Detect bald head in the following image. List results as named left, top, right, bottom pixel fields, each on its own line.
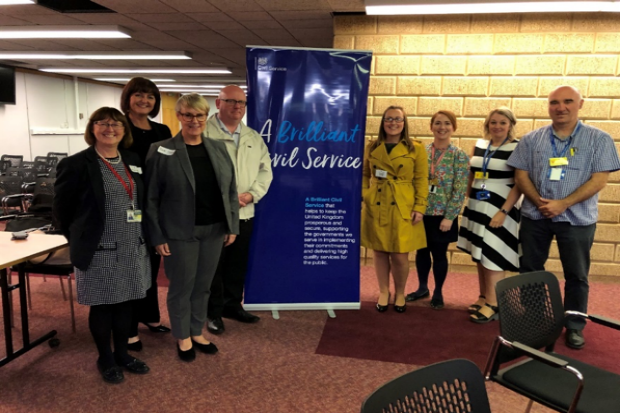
left=548, top=85, right=584, bottom=131
left=216, top=84, right=247, bottom=127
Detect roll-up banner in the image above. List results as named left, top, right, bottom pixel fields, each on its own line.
left=244, top=46, right=372, bottom=311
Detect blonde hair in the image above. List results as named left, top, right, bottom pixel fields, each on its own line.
left=483, top=107, right=517, bottom=141
left=175, top=93, right=210, bottom=113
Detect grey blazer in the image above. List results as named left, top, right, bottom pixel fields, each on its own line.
left=144, top=132, right=240, bottom=246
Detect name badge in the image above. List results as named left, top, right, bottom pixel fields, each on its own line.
left=375, top=169, right=388, bottom=178
left=548, top=168, right=565, bottom=181
left=157, top=146, right=175, bottom=156
left=429, top=185, right=438, bottom=194
left=127, top=209, right=142, bottom=223
left=129, top=165, right=142, bottom=174
left=474, top=171, right=489, bottom=180
left=549, top=157, right=568, bottom=167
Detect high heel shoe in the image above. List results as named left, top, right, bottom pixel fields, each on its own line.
left=376, top=294, right=390, bottom=312
left=470, top=303, right=499, bottom=324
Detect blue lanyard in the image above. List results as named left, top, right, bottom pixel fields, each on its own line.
left=481, top=137, right=509, bottom=173
left=550, top=122, right=580, bottom=158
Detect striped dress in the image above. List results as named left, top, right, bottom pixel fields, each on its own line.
left=457, top=139, right=520, bottom=272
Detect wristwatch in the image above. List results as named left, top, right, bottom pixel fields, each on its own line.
left=500, top=208, right=509, bottom=214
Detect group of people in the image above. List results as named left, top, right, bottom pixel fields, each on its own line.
left=53, top=78, right=272, bottom=383
left=361, top=86, right=620, bottom=351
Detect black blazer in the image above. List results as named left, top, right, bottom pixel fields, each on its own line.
left=126, top=118, right=172, bottom=166
left=53, top=146, right=146, bottom=270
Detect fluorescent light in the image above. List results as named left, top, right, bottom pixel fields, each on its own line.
left=0, top=0, right=35, bottom=4
left=95, top=78, right=176, bottom=82
left=156, top=84, right=247, bottom=89
left=40, top=68, right=231, bottom=74
left=0, top=51, right=191, bottom=60
left=158, top=88, right=222, bottom=93
left=365, top=1, right=620, bottom=14
left=0, top=25, right=130, bottom=39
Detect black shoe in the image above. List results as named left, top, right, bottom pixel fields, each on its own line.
left=566, top=329, right=585, bottom=349
left=376, top=303, right=388, bottom=312
left=207, top=317, right=225, bottom=335
left=405, top=289, right=430, bottom=302
left=127, top=340, right=142, bottom=352
left=97, top=361, right=124, bottom=384
left=222, top=308, right=260, bottom=323
left=177, top=344, right=196, bottom=362
left=191, top=339, right=219, bottom=354
left=430, top=298, right=444, bottom=310
left=121, top=357, right=150, bottom=374
left=394, top=303, right=407, bottom=313
left=142, top=322, right=171, bottom=333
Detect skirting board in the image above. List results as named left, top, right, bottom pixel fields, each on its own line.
left=243, top=302, right=361, bottom=311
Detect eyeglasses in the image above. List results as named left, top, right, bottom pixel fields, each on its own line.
left=179, top=113, right=207, bottom=122
left=220, top=98, right=247, bottom=108
left=94, top=121, right=125, bottom=129
left=383, top=117, right=405, bottom=123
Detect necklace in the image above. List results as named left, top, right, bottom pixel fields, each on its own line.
left=95, top=147, right=122, bottom=165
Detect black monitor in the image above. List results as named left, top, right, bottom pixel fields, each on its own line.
left=0, top=65, right=16, bottom=105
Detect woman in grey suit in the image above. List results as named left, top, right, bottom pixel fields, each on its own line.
left=145, top=94, right=239, bottom=362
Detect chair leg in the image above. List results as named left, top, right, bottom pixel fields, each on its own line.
left=59, top=277, right=67, bottom=301
left=68, top=275, right=76, bottom=333
left=524, top=399, right=534, bottom=413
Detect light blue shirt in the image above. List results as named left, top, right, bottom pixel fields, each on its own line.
left=507, top=121, right=620, bottom=225
left=214, top=114, right=241, bottom=146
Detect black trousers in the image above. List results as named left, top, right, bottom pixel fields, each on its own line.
left=520, top=217, right=596, bottom=331
left=89, top=300, right=135, bottom=369
left=208, top=218, right=254, bottom=318
left=129, top=248, right=162, bottom=336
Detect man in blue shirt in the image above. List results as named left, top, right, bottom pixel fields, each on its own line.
left=508, top=86, right=620, bottom=349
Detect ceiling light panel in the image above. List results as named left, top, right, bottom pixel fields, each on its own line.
left=40, top=68, right=231, bottom=74
left=0, top=0, right=35, bottom=4
left=0, top=52, right=191, bottom=60
left=0, top=25, right=130, bottom=39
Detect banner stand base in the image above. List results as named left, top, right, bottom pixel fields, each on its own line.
left=243, top=303, right=361, bottom=315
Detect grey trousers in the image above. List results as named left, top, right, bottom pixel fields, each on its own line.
left=163, top=223, right=225, bottom=339
left=520, top=217, right=596, bottom=331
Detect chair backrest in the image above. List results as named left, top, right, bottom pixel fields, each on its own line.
left=22, top=161, right=35, bottom=169
left=0, top=175, right=23, bottom=197
left=34, top=155, right=48, bottom=163
left=47, top=152, right=68, bottom=162
left=495, top=271, right=565, bottom=362
left=361, top=359, right=492, bottom=413
left=1, top=154, right=23, bottom=168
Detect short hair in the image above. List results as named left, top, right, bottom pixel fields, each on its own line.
left=120, top=77, right=161, bottom=118
left=175, top=93, right=210, bottom=114
left=430, top=110, right=458, bottom=131
left=84, top=107, right=133, bottom=149
left=371, top=106, right=414, bottom=152
left=483, top=107, right=518, bottom=141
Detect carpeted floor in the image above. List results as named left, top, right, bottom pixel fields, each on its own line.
left=0, top=266, right=618, bottom=413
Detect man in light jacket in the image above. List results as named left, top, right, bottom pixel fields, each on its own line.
left=206, top=85, right=273, bottom=334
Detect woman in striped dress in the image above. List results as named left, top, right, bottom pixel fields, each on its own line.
left=457, top=107, right=521, bottom=323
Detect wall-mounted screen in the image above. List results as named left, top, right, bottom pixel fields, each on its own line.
left=0, top=65, right=16, bottom=105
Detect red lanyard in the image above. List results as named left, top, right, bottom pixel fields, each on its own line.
left=100, top=157, right=134, bottom=203
left=430, top=144, right=448, bottom=178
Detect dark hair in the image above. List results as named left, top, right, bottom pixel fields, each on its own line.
left=84, top=107, right=133, bottom=149
left=430, top=110, right=458, bottom=131
left=120, top=77, right=161, bottom=118
left=371, top=106, right=414, bottom=152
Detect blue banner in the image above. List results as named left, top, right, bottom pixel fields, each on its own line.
left=244, top=47, right=372, bottom=310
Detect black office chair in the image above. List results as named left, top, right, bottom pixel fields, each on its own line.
left=361, top=359, right=492, bottom=413
left=484, top=271, right=620, bottom=413
left=0, top=154, right=23, bottom=169
left=0, top=175, right=24, bottom=214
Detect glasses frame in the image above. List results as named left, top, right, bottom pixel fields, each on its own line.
left=94, top=121, right=125, bottom=130
left=220, top=98, right=247, bottom=108
left=383, top=117, right=405, bottom=123
left=179, top=112, right=207, bottom=122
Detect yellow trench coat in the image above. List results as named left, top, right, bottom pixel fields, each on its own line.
left=361, top=140, right=429, bottom=253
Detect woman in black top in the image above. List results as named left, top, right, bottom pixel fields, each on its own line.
left=121, top=77, right=172, bottom=351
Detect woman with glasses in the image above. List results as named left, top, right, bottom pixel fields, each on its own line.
left=54, top=107, right=151, bottom=384
left=405, top=111, right=469, bottom=310
left=361, top=106, right=428, bottom=313
left=145, top=93, right=239, bottom=362
left=121, top=77, right=173, bottom=352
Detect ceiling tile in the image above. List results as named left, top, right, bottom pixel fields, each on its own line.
left=256, top=0, right=332, bottom=11
left=125, top=13, right=196, bottom=23
left=6, top=39, right=84, bottom=51
left=0, top=15, right=31, bottom=25
left=279, top=19, right=333, bottom=30
left=242, top=20, right=282, bottom=30
left=233, top=11, right=275, bottom=22
left=9, top=14, right=86, bottom=25
left=2, top=4, right=58, bottom=15
left=0, top=40, right=36, bottom=51
left=94, top=0, right=177, bottom=13
left=270, top=10, right=332, bottom=20
left=207, top=0, right=265, bottom=12
left=201, top=21, right=247, bottom=31
left=165, top=30, right=239, bottom=49
left=217, top=29, right=268, bottom=46
left=326, top=0, right=365, bottom=12
left=160, top=0, right=221, bottom=13
left=88, top=39, right=160, bottom=50
left=209, top=48, right=248, bottom=65
left=69, top=14, right=155, bottom=31
left=251, top=28, right=301, bottom=46
left=149, top=22, right=208, bottom=31
left=190, top=13, right=235, bottom=23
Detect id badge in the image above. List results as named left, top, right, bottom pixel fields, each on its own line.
left=429, top=185, right=438, bottom=194
left=549, top=157, right=568, bottom=167
left=127, top=209, right=142, bottom=223
left=476, top=190, right=491, bottom=200
left=548, top=168, right=565, bottom=181
left=474, top=171, right=489, bottom=180
left=429, top=178, right=439, bottom=186
left=375, top=169, right=388, bottom=178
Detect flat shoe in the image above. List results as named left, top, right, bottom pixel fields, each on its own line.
left=468, top=296, right=486, bottom=314
left=191, top=339, right=218, bottom=354
left=470, top=304, right=498, bottom=324
left=122, top=358, right=150, bottom=374
left=142, top=323, right=171, bottom=333
left=177, top=344, right=196, bottom=362
left=97, top=361, right=124, bottom=384
left=565, top=329, right=585, bottom=349
left=405, top=289, right=430, bottom=302
left=127, top=340, right=142, bottom=352
left=222, top=309, right=260, bottom=323
left=430, top=298, right=444, bottom=310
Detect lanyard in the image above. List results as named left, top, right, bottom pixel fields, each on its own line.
left=430, top=144, right=449, bottom=178
left=100, top=157, right=134, bottom=205
left=550, top=122, right=579, bottom=158
left=481, top=137, right=509, bottom=174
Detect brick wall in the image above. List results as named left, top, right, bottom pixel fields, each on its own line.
left=335, top=13, right=620, bottom=276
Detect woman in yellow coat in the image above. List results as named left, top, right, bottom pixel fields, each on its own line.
left=361, top=106, right=429, bottom=313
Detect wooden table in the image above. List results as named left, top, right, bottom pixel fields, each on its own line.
left=0, top=231, right=68, bottom=367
